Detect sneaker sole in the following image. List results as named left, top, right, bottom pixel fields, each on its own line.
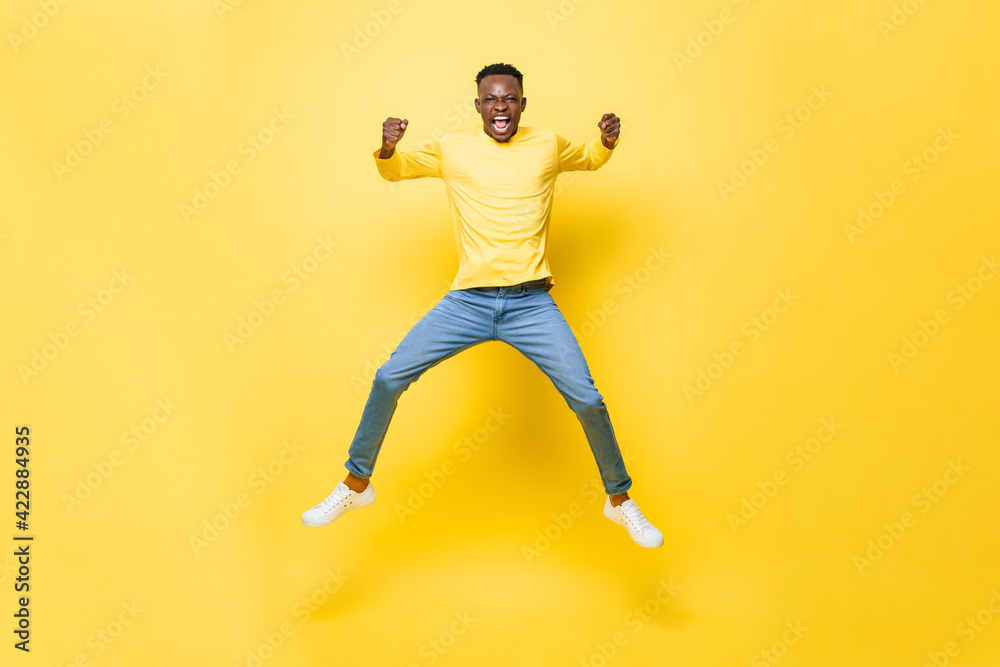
left=301, top=493, right=376, bottom=527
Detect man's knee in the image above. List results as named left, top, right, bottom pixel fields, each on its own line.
left=570, top=392, right=606, bottom=416
left=373, top=364, right=407, bottom=394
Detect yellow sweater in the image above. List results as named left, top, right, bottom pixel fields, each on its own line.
left=373, top=124, right=618, bottom=290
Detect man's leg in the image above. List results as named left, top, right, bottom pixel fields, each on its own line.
left=497, top=285, right=633, bottom=498
left=495, top=284, right=663, bottom=548
left=344, top=289, right=493, bottom=483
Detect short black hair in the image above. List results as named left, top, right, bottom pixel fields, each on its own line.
left=476, top=63, right=523, bottom=94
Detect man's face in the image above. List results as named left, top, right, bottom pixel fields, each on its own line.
left=475, top=74, right=526, bottom=142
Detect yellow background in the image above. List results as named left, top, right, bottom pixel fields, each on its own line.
left=2, top=0, right=999, bottom=665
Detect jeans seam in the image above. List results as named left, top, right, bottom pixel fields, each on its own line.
left=493, top=291, right=505, bottom=340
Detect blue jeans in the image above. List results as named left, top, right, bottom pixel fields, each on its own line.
left=345, top=278, right=633, bottom=496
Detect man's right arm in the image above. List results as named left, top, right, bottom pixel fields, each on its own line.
left=373, top=117, right=442, bottom=182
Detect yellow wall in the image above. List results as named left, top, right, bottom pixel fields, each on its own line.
left=2, top=0, right=999, bottom=664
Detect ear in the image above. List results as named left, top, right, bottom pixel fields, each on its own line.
left=521, top=97, right=527, bottom=111
left=474, top=98, right=481, bottom=113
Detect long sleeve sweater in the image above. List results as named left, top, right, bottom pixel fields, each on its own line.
left=373, top=124, right=617, bottom=290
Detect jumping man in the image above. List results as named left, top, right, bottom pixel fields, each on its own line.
left=301, top=63, right=663, bottom=548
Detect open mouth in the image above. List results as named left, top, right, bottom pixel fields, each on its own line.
left=491, top=115, right=511, bottom=132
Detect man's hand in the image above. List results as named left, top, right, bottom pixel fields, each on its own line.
left=598, top=113, right=620, bottom=149
left=379, top=117, right=408, bottom=158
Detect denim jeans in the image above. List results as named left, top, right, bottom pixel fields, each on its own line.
left=345, top=278, right=633, bottom=496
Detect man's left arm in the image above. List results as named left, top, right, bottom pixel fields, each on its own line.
left=556, top=113, right=621, bottom=173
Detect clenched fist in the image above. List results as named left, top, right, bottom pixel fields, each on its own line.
left=598, top=113, right=620, bottom=149
left=380, top=117, right=408, bottom=157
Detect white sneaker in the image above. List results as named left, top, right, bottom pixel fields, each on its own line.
left=301, top=481, right=376, bottom=527
left=604, top=497, right=664, bottom=548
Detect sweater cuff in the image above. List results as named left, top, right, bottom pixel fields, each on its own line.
left=373, top=147, right=401, bottom=181
left=597, top=134, right=618, bottom=153
left=593, top=135, right=617, bottom=165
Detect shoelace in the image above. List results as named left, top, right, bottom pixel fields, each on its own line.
left=315, top=486, right=351, bottom=511
left=619, top=503, right=653, bottom=534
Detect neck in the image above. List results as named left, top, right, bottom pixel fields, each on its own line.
left=483, top=125, right=519, bottom=142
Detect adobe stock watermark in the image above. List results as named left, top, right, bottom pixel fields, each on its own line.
left=52, top=65, right=168, bottom=182
left=522, top=448, right=638, bottom=565
left=726, top=417, right=842, bottom=534
left=405, top=610, right=477, bottom=667
left=570, top=245, right=671, bottom=347
left=577, top=578, right=682, bottom=667
left=62, top=398, right=179, bottom=513
left=877, top=0, right=933, bottom=39
left=179, top=106, right=294, bottom=224
left=853, top=458, right=969, bottom=576
left=54, top=600, right=144, bottom=667
left=350, top=278, right=453, bottom=394
left=0, top=557, right=14, bottom=585
left=188, top=439, right=305, bottom=556
left=223, top=235, right=340, bottom=352
left=17, top=268, right=134, bottom=385
left=717, top=85, right=833, bottom=202
left=8, top=0, right=73, bottom=53
left=410, top=96, right=479, bottom=151
left=673, top=0, right=757, bottom=73
left=394, top=406, right=511, bottom=523
left=682, top=287, right=798, bottom=404
left=232, top=567, right=350, bottom=667
left=544, top=0, right=592, bottom=31
left=505, top=121, right=633, bottom=222
left=920, top=587, right=1000, bottom=667
left=341, top=0, right=415, bottom=63
left=843, top=126, right=958, bottom=243
left=212, top=0, right=247, bottom=20
left=750, top=620, right=808, bottom=667
left=385, top=96, right=478, bottom=194
left=522, top=478, right=605, bottom=566
left=887, top=253, right=997, bottom=372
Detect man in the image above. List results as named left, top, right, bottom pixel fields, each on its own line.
left=302, top=63, right=662, bottom=548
